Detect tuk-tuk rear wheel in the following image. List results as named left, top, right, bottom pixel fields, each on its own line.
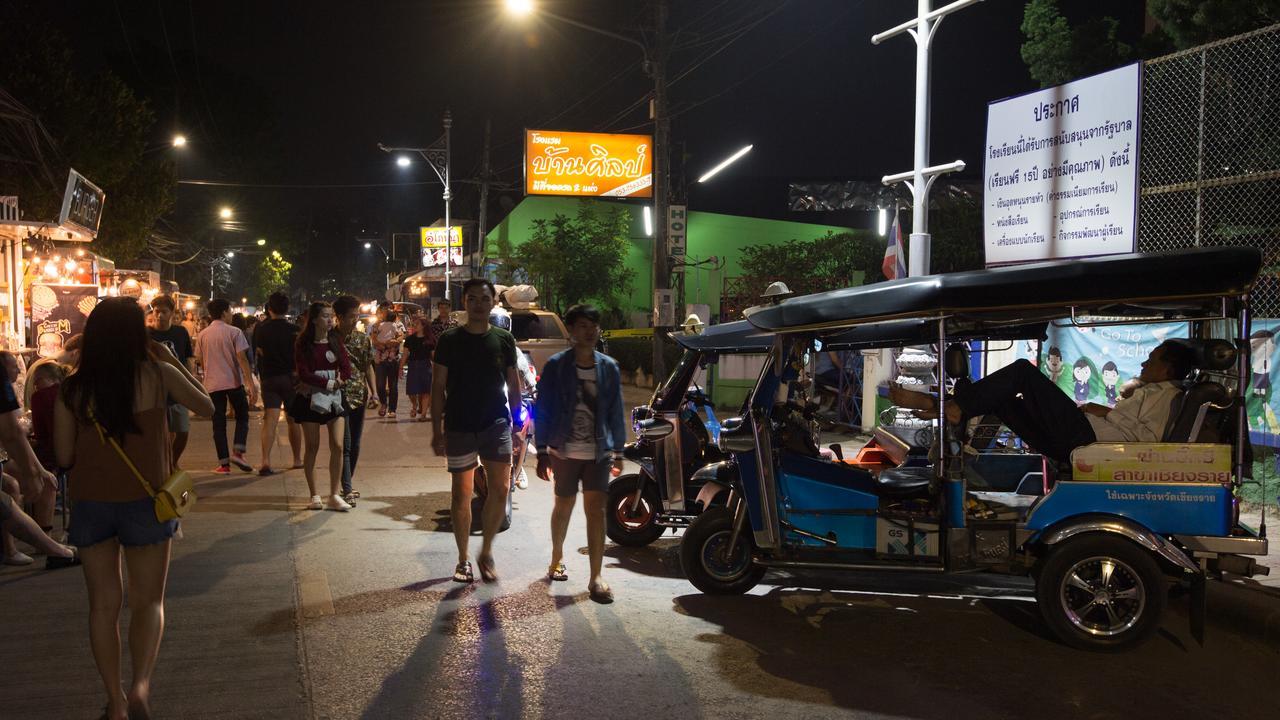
left=606, top=473, right=666, bottom=547
left=1035, top=535, right=1167, bottom=652
left=680, top=507, right=763, bottom=595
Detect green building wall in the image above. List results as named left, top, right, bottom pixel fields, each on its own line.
left=484, top=196, right=855, bottom=321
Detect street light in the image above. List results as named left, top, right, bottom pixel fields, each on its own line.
left=256, top=238, right=266, bottom=246
left=395, top=156, right=411, bottom=168
left=172, top=134, right=188, bottom=148
left=364, top=242, right=372, bottom=249
left=219, top=207, right=233, bottom=220
left=378, top=109, right=453, bottom=299
left=361, top=240, right=392, bottom=290
left=504, top=0, right=534, bottom=16
left=225, top=251, right=235, bottom=258
left=698, top=144, right=753, bottom=183
left=504, top=1, right=670, bottom=378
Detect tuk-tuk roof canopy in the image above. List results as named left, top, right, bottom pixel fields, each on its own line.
left=745, top=247, right=1262, bottom=333
left=673, top=318, right=1049, bottom=353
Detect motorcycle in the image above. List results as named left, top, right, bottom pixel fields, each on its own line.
left=606, top=320, right=770, bottom=546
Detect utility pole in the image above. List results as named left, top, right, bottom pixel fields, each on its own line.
left=441, top=110, right=453, bottom=300
left=872, top=0, right=979, bottom=277
left=651, top=0, right=670, bottom=379
left=477, top=117, right=492, bottom=274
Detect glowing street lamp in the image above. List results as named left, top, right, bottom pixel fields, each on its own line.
left=172, top=134, right=188, bottom=148
left=256, top=238, right=267, bottom=246
left=504, top=0, right=534, bottom=16
left=698, top=144, right=753, bottom=183
left=364, top=242, right=372, bottom=249
left=225, top=251, right=235, bottom=258
left=219, top=207, right=233, bottom=220
left=395, top=156, right=411, bottom=168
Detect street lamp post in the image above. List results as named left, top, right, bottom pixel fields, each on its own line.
left=378, top=109, right=453, bottom=300
left=505, top=0, right=671, bottom=378
left=362, top=241, right=392, bottom=291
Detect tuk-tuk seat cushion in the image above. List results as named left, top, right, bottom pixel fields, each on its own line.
left=876, top=466, right=933, bottom=496
left=1162, top=381, right=1229, bottom=443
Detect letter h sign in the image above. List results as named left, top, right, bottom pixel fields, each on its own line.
left=666, top=205, right=687, bottom=258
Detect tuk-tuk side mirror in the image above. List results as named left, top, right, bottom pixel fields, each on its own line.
left=637, top=417, right=675, bottom=441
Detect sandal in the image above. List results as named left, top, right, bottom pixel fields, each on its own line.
left=348, top=489, right=361, bottom=498
left=588, top=581, right=615, bottom=604
left=452, top=561, right=474, bottom=583
left=45, top=546, right=80, bottom=570
left=547, top=562, right=568, bottom=582
left=477, top=555, right=498, bottom=582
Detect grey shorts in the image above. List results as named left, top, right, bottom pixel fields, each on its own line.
left=261, top=373, right=296, bottom=410
left=167, top=403, right=190, bottom=433
left=445, top=418, right=513, bottom=472
left=67, top=498, right=178, bottom=548
left=551, top=456, right=611, bottom=497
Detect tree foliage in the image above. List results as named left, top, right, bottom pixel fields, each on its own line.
left=1020, top=0, right=1133, bottom=88
left=738, top=230, right=885, bottom=298
left=251, top=252, right=293, bottom=304
left=1147, top=0, right=1280, bottom=50
left=511, top=201, right=635, bottom=316
left=0, top=15, right=174, bottom=261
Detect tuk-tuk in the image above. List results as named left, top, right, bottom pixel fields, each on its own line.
left=669, top=247, right=1269, bottom=651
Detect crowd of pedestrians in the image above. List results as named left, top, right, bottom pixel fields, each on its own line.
left=1, top=283, right=631, bottom=717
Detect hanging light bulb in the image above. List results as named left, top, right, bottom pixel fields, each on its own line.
left=44, top=260, right=59, bottom=278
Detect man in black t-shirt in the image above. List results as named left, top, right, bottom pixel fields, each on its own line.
left=431, top=278, right=520, bottom=584
left=150, top=295, right=196, bottom=469
left=252, top=292, right=302, bottom=474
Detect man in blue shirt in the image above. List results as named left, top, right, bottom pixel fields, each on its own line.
left=535, top=304, right=626, bottom=603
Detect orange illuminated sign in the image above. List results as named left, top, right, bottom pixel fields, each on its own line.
left=524, top=129, right=653, bottom=198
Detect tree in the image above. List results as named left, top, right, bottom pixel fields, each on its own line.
left=250, top=252, right=293, bottom=304
left=1147, top=0, right=1280, bottom=50
left=738, top=230, right=886, bottom=299
left=512, top=201, right=635, bottom=316
left=0, top=13, right=174, bottom=261
left=1020, top=0, right=1133, bottom=88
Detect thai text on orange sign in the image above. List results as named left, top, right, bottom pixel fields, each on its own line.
left=524, top=129, right=653, bottom=198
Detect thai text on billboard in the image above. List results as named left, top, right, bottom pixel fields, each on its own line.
left=524, top=129, right=653, bottom=198
left=983, top=63, right=1140, bottom=266
left=420, top=226, right=462, bottom=268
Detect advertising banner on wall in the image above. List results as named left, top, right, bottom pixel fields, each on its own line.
left=420, top=226, right=463, bottom=268
left=983, top=63, right=1141, bottom=266
left=524, top=129, right=653, bottom=198
left=30, top=284, right=97, bottom=357
left=1015, top=321, right=1189, bottom=407
left=1246, top=319, right=1280, bottom=445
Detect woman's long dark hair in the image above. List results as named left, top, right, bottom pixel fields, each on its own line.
left=295, top=301, right=339, bottom=357
left=62, top=297, right=150, bottom=440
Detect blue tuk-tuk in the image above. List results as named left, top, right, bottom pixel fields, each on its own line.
left=667, top=247, right=1269, bottom=651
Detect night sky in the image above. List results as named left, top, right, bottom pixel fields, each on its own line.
left=23, top=0, right=1146, bottom=289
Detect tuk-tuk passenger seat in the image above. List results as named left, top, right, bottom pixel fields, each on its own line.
left=1160, top=339, right=1238, bottom=443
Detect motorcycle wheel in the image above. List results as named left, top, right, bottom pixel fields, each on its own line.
left=680, top=506, right=763, bottom=595
left=606, top=473, right=665, bottom=547
left=1035, top=535, right=1167, bottom=652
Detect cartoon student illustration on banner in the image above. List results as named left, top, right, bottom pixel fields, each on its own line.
left=1072, top=357, right=1091, bottom=404
left=1101, top=361, right=1121, bottom=407
left=1248, top=328, right=1276, bottom=432
left=1044, top=346, right=1063, bottom=384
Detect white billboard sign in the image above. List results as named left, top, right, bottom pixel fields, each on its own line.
left=983, top=63, right=1141, bottom=266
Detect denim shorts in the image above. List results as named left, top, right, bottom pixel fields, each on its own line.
left=550, top=456, right=611, bottom=497
left=445, top=418, right=513, bottom=472
left=68, top=498, right=178, bottom=548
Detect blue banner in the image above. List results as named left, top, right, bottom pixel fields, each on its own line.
left=1018, top=322, right=1190, bottom=407
left=1247, top=319, right=1280, bottom=443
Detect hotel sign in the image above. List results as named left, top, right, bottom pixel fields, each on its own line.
left=524, top=129, right=653, bottom=198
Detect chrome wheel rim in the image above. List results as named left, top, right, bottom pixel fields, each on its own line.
left=1059, top=555, right=1146, bottom=637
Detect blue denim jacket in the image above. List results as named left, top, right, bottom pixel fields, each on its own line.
left=535, top=349, right=626, bottom=461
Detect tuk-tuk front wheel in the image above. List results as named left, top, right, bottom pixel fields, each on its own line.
left=607, top=473, right=665, bottom=547
left=680, top=506, right=763, bottom=595
left=1035, top=535, right=1167, bottom=651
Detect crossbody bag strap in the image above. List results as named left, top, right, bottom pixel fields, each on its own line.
left=90, top=409, right=156, bottom=500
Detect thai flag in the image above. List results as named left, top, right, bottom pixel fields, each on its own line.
left=882, top=208, right=906, bottom=280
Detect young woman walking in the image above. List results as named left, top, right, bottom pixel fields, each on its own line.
left=53, top=297, right=214, bottom=720
left=402, top=316, right=433, bottom=421
left=289, top=302, right=353, bottom=511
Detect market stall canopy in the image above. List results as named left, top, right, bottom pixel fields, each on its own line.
left=674, top=317, right=1048, bottom=353
left=745, top=247, right=1262, bottom=333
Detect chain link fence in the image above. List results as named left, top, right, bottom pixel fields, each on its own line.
left=1139, top=24, right=1280, bottom=316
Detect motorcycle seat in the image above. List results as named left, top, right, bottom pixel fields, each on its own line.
left=876, top=466, right=933, bottom=496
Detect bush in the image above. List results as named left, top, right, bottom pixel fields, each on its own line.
left=605, top=334, right=682, bottom=378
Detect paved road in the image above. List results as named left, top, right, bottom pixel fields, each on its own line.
left=3, top=389, right=1279, bottom=719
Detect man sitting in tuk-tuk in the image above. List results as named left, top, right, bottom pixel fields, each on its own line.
left=890, top=340, right=1196, bottom=463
